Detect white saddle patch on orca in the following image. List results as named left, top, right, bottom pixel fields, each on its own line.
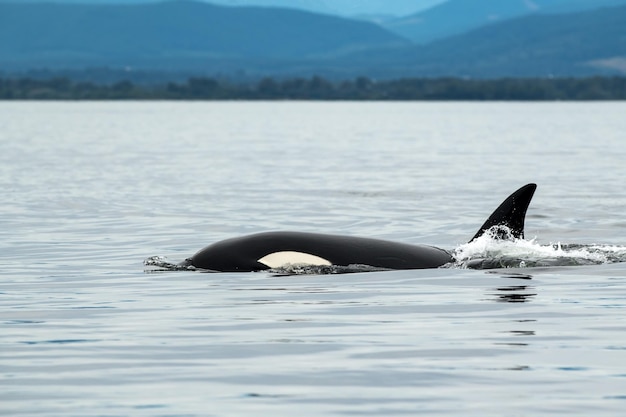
left=257, top=251, right=332, bottom=268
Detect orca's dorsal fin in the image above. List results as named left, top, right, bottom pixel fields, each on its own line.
left=469, top=183, right=537, bottom=242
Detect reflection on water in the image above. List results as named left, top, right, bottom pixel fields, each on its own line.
left=508, top=330, right=536, bottom=336
left=486, top=271, right=536, bottom=303
left=491, top=285, right=537, bottom=303
left=507, top=365, right=531, bottom=371
left=492, top=272, right=534, bottom=280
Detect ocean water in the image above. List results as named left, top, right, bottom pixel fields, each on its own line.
left=1, top=101, right=626, bottom=416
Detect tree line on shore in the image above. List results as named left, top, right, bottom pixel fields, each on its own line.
left=1, top=75, right=625, bottom=100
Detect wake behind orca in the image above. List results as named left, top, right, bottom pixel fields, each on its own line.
left=176, top=184, right=537, bottom=272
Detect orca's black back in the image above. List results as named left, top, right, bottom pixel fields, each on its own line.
left=189, top=231, right=453, bottom=272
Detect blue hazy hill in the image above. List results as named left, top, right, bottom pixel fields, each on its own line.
left=341, top=4, right=626, bottom=78
left=386, top=0, right=626, bottom=44
left=0, top=0, right=406, bottom=70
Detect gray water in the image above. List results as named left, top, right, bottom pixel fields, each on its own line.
left=1, top=101, right=626, bottom=416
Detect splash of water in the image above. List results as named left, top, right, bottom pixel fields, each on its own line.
left=143, top=256, right=388, bottom=274
left=268, top=263, right=391, bottom=276
left=453, top=226, right=626, bottom=269
left=143, top=256, right=196, bottom=272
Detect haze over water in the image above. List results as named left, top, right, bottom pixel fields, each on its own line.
left=1, top=101, right=626, bottom=416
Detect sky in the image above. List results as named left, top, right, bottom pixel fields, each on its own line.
left=2, top=0, right=448, bottom=17
left=211, top=0, right=447, bottom=16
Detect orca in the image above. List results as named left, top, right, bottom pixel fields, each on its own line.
left=180, top=184, right=537, bottom=272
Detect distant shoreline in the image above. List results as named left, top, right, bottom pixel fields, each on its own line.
left=2, top=76, right=625, bottom=101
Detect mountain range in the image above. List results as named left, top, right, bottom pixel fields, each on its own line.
left=0, top=1, right=406, bottom=69
left=386, top=0, right=626, bottom=43
left=1, top=0, right=625, bottom=79
left=339, top=5, right=626, bottom=78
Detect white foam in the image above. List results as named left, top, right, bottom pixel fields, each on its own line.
left=453, top=226, right=626, bottom=268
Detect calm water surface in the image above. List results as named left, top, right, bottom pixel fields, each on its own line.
left=1, top=102, right=626, bottom=416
